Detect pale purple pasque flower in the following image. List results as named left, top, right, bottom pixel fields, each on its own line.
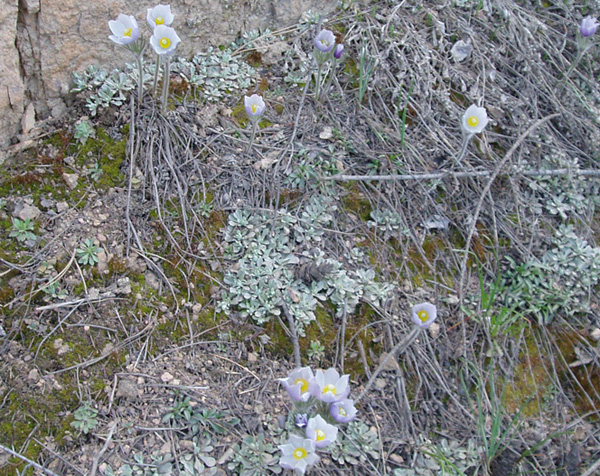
left=580, top=16, right=599, bottom=37
left=244, top=94, right=266, bottom=118
left=306, top=415, right=338, bottom=448
left=149, top=25, right=180, bottom=55
left=330, top=399, right=358, bottom=423
left=147, top=4, right=175, bottom=29
left=295, top=413, right=308, bottom=428
left=279, top=434, right=319, bottom=475
left=461, top=104, right=489, bottom=135
left=314, top=29, right=336, bottom=53
left=311, top=367, right=350, bottom=403
left=108, top=14, right=140, bottom=45
left=411, top=302, right=437, bottom=328
left=334, top=43, right=344, bottom=59
left=279, top=367, right=314, bottom=402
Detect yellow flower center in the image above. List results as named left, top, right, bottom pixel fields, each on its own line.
left=320, top=39, right=330, bottom=47
left=316, top=429, right=325, bottom=441
left=293, top=447, right=307, bottom=460
left=417, top=310, right=429, bottom=322
left=160, top=37, right=171, bottom=49
left=294, top=378, right=309, bottom=393
left=323, top=384, right=337, bottom=395
left=251, top=104, right=258, bottom=114
left=467, top=116, right=479, bottom=127
left=338, top=407, right=347, bottom=417
left=123, top=28, right=132, bottom=37
left=155, top=17, right=165, bottom=25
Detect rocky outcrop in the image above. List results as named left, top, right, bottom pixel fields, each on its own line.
left=1, top=1, right=25, bottom=149
left=1, top=0, right=337, bottom=150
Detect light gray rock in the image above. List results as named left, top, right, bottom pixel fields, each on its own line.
left=14, top=202, right=42, bottom=221
left=116, top=379, right=139, bottom=399
left=0, top=1, right=25, bottom=148
left=62, top=172, right=79, bottom=189
left=21, top=103, right=36, bottom=135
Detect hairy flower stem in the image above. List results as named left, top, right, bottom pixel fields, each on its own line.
left=314, top=64, right=323, bottom=102
left=246, top=118, right=259, bottom=154
left=561, top=43, right=593, bottom=84
left=456, top=133, right=474, bottom=163
left=153, top=54, right=162, bottom=97
left=355, top=326, right=422, bottom=404
left=323, top=62, right=337, bottom=96
left=136, top=55, right=144, bottom=104
left=161, top=56, right=171, bottom=114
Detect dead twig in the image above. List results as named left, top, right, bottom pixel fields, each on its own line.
left=89, top=421, right=118, bottom=476
left=320, top=167, right=600, bottom=182
left=0, top=442, right=61, bottom=476
left=355, top=326, right=421, bottom=404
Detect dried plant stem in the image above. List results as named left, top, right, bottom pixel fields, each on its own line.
left=355, top=326, right=422, bottom=404
left=89, top=421, right=118, bottom=476
left=161, top=56, right=171, bottom=114
left=581, top=457, right=600, bottom=476
left=320, top=167, right=600, bottom=182
left=0, top=442, right=61, bottom=476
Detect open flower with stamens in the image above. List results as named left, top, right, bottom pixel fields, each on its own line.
left=150, top=25, right=180, bottom=55
left=108, top=14, right=140, bottom=45
left=310, top=368, right=350, bottom=403
left=411, top=302, right=437, bottom=329
left=313, top=29, right=336, bottom=53
left=244, top=94, right=266, bottom=119
left=306, top=415, right=338, bottom=448
left=147, top=4, right=175, bottom=29
left=279, top=367, right=314, bottom=402
left=580, top=16, right=599, bottom=37
left=461, top=105, right=489, bottom=135
left=279, top=434, right=319, bottom=475
left=330, top=399, right=357, bottom=423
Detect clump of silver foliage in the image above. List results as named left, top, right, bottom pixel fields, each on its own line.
left=217, top=194, right=393, bottom=335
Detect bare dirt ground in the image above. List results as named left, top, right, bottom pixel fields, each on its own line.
left=1, top=1, right=600, bottom=475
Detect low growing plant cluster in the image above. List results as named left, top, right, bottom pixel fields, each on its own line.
left=503, top=224, right=600, bottom=325
left=171, top=47, right=257, bottom=102
left=393, top=437, right=482, bottom=476
left=216, top=194, right=393, bottom=333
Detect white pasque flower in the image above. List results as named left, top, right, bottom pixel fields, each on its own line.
left=147, top=4, right=175, bottom=29
left=330, top=398, right=358, bottom=423
left=279, top=367, right=314, bottom=402
left=150, top=25, right=181, bottom=55
left=313, top=29, right=336, bottom=53
left=580, top=16, right=599, bottom=37
left=244, top=94, right=266, bottom=118
left=461, top=104, right=489, bottom=135
left=310, top=367, right=350, bottom=403
left=108, top=14, right=140, bottom=45
left=279, top=434, right=319, bottom=475
left=411, top=302, right=437, bottom=328
left=306, top=415, right=338, bottom=448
